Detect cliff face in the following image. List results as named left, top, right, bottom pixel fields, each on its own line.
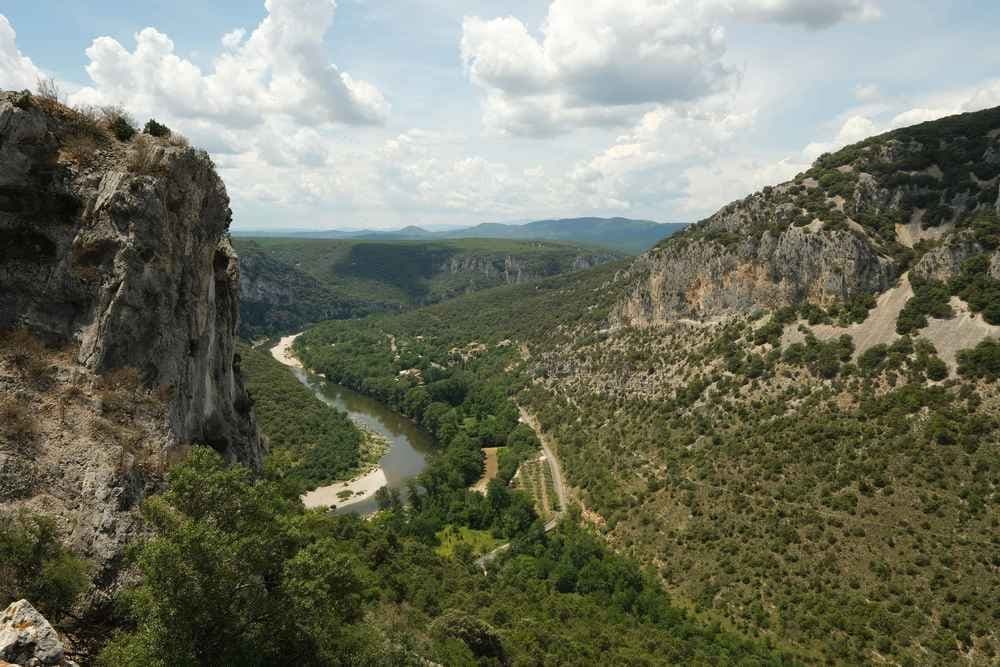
left=0, top=91, right=261, bottom=468
left=443, top=251, right=619, bottom=285
left=614, top=106, right=1000, bottom=326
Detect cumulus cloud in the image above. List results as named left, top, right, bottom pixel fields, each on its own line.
left=0, top=14, right=43, bottom=90
left=69, top=0, right=387, bottom=128
left=724, top=0, right=881, bottom=29
left=800, top=78, right=1000, bottom=165
left=461, top=0, right=883, bottom=136
left=461, top=1, right=734, bottom=136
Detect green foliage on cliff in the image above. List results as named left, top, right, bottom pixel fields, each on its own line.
left=958, top=339, right=1000, bottom=381
left=238, top=343, right=362, bottom=489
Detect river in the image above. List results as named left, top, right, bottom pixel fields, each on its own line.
left=285, top=364, right=434, bottom=515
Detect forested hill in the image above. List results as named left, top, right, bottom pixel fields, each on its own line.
left=442, top=217, right=686, bottom=254
left=234, top=236, right=623, bottom=337
left=292, top=106, right=1000, bottom=665
left=241, top=216, right=687, bottom=254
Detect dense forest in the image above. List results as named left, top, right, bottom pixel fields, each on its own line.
left=92, top=448, right=791, bottom=665
left=237, top=343, right=365, bottom=489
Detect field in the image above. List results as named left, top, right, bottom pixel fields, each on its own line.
left=511, top=456, right=561, bottom=522
left=434, top=526, right=502, bottom=558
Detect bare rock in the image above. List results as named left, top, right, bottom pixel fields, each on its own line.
left=0, top=91, right=261, bottom=468
left=0, top=600, right=76, bottom=667
left=911, top=234, right=985, bottom=283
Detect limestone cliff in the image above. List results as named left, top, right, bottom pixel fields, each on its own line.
left=614, top=106, right=1000, bottom=325
left=0, top=91, right=261, bottom=467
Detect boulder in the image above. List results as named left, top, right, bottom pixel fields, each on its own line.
left=0, top=601, right=75, bottom=667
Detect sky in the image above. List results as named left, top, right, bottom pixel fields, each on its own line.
left=2, top=1, right=999, bottom=231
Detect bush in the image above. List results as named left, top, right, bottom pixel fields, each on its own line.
left=35, top=77, right=62, bottom=104
left=60, top=132, right=99, bottom=166
left=1, top=329, right=51, bottom=385
left=897, top=280, right=954, bottom=334
left=101, top=106, right=137, bottom=141
left=0, top=399, right=36, bottom=448
left=0, top=512, right=89, bottom=619
left=957, top=339, right=1000, bottom=381
left=950, top=255, right=1000, bottom=325
left=143, top=119, right=171, bottom=138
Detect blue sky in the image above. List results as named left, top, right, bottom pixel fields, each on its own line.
left=2, top=1, right=999, bottom=230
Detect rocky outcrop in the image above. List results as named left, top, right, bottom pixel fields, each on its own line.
left=0, top=600, right=76, bottom=667
left=612, top=106, right=1000, bottom=325
left=911, top=234, right=984, bottom=283
left=613, top=217, right=895, bottom=326
left=0, top=91, right=261, bottom=467
left=443, top=252, right=618, bottom=285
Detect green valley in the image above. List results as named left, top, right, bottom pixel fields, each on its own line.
left=234, top=237, right=623, bottom=337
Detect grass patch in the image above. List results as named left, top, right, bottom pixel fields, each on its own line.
left=434, top=526, right=501, bottom=559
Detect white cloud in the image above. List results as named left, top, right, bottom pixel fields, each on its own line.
left=0, top=14, right=43, bottom=90
left=461, top=0, right=883, bottom=137
left=725, top=0, right=881, bottom=29
left=461, top=1, right=735, bottom=136
left=69, top=0, right=387, bottom=128
left=221, top=28, right=246, bottom=50
left=802, top=115, right=877, bottom=160
left=682, top=156, right=806, bottom=214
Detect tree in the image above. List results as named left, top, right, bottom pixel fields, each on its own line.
left=99, top=448, right=376, bottom=666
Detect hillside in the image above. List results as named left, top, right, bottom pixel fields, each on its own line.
left=241, top=216, right=686, bottom=254
left=234, top=236, right=622, bottom=336
left=294, top=107, right=1000, bottom=665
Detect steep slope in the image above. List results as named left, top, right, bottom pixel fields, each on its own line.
left=234, top=237, right=622, bottom=336
left=0, top=91, right=262, bottom=583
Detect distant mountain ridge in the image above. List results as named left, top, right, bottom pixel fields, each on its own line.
left=234, top=217, right=687, bottom=254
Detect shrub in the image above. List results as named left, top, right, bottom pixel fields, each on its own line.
left=897, top=280, right=954, bottom=334
left=0, top=399, right=36, bottom=448
left=143, top=118, right=171, bottom=138
left=60, top=132, right=99, bottom=166
left=101, top=105, right=137, bottom=141
left=128, top=135, right=165, bottom=174
left=950, top=255, right=1000, bottom=325
left=34, top=77, right=62, bottom=103
left=0, top=511, right=90, bottom=619
left=1, top=329, right=51, bottom=385
left=957, top=339, right=1000, bottom=381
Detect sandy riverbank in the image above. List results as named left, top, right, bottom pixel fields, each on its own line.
left=301, top=467, right=389, bottom=509
left=271, top=333, right=304, bottom=368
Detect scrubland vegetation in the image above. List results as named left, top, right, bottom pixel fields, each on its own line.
left=286, top=252, right=1000, bottom=664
